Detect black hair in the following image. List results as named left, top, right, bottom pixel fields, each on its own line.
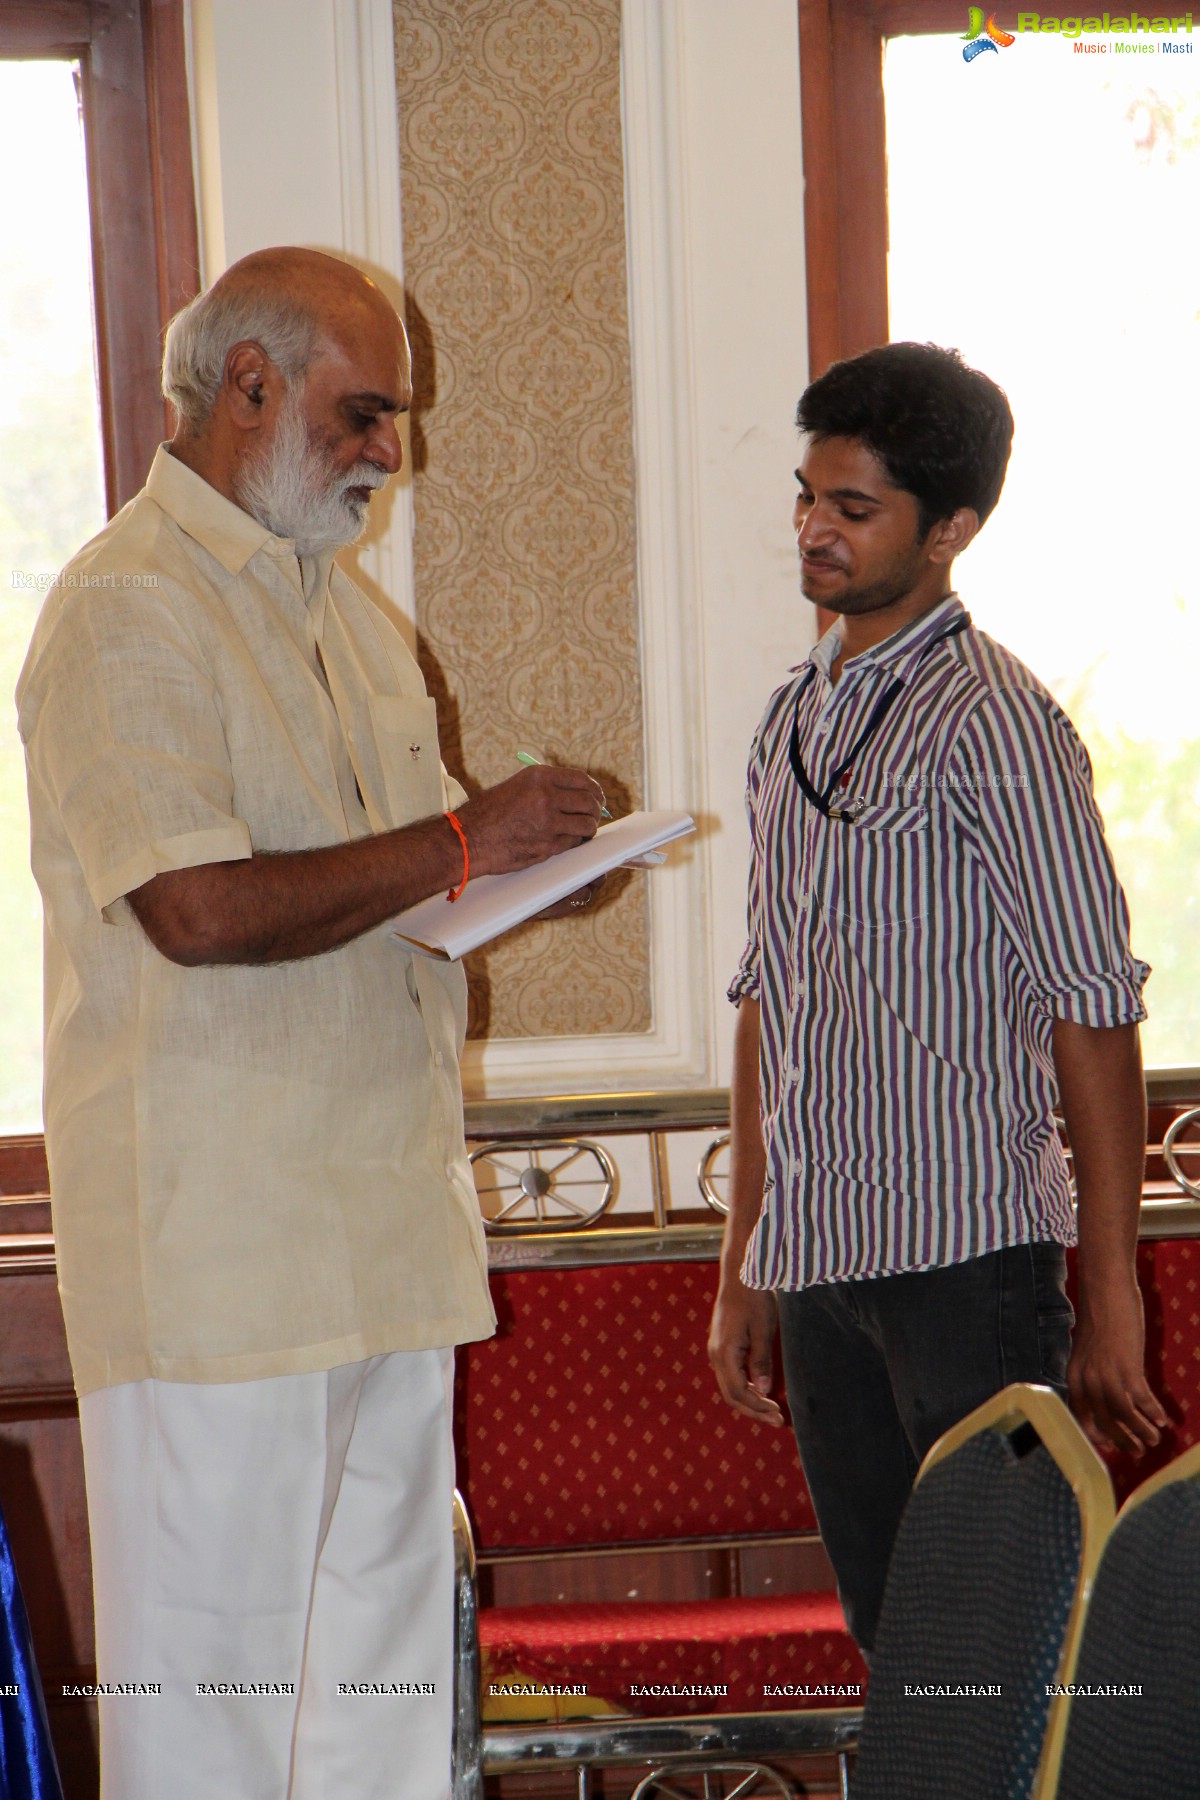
left=795, top=342, right=1014, bottom=538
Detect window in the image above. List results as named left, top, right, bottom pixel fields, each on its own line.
left=798, top=0, right=1199, bottom=1075
left=0, top=61, right=105, bottom=1133
left=0, top=0, right=197, bottom=1152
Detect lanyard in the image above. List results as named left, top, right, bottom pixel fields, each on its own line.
left=788, top=613, right=970, bottom=822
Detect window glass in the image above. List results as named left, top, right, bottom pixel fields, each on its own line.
left=1, top=60, right=106, bottom=1132
left=886, top=35, right=1200, bottom=1070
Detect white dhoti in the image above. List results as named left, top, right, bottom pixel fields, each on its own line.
left=78, top=1349, right=456, bottom=1800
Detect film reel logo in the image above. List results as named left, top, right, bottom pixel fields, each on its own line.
left=962, top=10, right=1017, bottom=59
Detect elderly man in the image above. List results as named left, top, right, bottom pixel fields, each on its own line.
left=17, top=248, right=604, bottom=1800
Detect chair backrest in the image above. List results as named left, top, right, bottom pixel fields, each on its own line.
left=851, top=1385, right=1114, bottom=1800
left=1039, top=1441, right=1200, bottom=1800
left=453, top=1260, right=818, bottom=1553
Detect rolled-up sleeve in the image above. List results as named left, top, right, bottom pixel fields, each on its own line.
left=18, top=584, right=252, bottom=920
left=947, top=685, right=1149, bottom=1026
left=727, top=936, right=761, bottom=1006
left=727, top=741, right=767, bottom=1006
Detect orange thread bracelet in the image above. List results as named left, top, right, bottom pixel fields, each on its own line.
left=444, top=811, right=469, bottom=901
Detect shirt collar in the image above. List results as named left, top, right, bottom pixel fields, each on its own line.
left=802, top=593, right=965, bottom=683
left=145, top=446, right=337, bottom=602
left=146, top=444, right=278, bottom=574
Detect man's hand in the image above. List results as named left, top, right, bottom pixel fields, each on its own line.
left=456, top=766, right=605, bottom=876
left=535, top=874, right=607, bottom=921
left=1069, top=1269, right=1167, bottom=1457
left=708, top=1281, right=784, bottom=1428
left=1052, top=1017, right=1168, bottom=1458
left=708, top=998, right=783, bottom=1427
left=128, top=763, right=604, bottom=968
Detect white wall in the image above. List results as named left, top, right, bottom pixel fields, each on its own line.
left=646, top=0, right=812, bottom=1083
left=187, top=0, right=812, bottom=1104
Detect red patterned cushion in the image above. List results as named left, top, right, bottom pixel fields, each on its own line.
left=479, top=1592, right=867, bottom=1716
left=454, top=1262, right=817, bottom=1551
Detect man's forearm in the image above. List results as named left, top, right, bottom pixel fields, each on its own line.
left=128, top=762, right=605, bottom=966
left=1052, top=1018, right=1145, bottom=1291
left=129, top=814, right=461, bottom=966
left=1053, top=1016, right=1166, bottom=1453
left=709, top=995, right=783, bottom=1425
left=719, top=997, right=768, bottom=1285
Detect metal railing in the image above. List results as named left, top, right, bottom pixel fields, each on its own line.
left=465, top=1089, right=730, bottom=1230
left=464, top=1086, right=1200, bottom=1251
left=0, top=1087, right=1197, bottom=1270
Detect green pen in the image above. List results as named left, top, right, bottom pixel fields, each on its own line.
left=516, top=749, right=612, bottom=819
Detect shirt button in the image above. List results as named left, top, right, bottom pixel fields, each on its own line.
left=433, top=1051, right=444, bottom=1068
left=817, top=719, right=831, bottom=735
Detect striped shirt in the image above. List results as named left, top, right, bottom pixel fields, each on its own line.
left=729, top=594, right=1149, bottom=1290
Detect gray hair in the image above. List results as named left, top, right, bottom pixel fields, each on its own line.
left=162, top=282, right=321, bottom=430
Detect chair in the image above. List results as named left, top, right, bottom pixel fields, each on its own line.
left=1038, top=1441, right=1200, bottom=1800
left=851, top=1385, right=1113, bottom=1800
left=452, top=1255, right=866, bottom=1798
left=0, top=1500, right=64, bottom=1800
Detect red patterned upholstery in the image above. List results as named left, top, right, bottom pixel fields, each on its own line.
left=458, top=1236, right=1200, bottom=1726
left=479, top=1592, right=867, bottom=1717
left=454, top=1262, right=818, bottom=1551
left=455, top=1260, right=845, bottom=1722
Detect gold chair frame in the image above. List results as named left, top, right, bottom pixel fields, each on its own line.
left=907, top=1382, right=1115, bottom=1800
left=1032, top=1437, right=1200, bottom=1800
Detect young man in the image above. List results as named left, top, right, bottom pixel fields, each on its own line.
left=708, top=342, right=1166, bottom=1655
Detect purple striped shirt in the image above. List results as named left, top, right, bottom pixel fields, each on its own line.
left=730, top=595, right=1149, bottom=1290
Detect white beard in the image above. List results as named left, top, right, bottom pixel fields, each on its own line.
left=234, top=390, right=388, bottom=555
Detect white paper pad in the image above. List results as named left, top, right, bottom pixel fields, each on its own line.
left=389, top=809, right=695, bottom=960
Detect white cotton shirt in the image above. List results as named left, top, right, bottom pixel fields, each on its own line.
left=16, top=446, right=495, bottom=1395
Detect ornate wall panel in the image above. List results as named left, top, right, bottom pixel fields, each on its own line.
left=394, top=0, right=649, bottom=1040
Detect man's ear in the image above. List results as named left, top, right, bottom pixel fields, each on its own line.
left=224, top=342, right=278, bottom=429
left=927, top=506, right=980, bottom=567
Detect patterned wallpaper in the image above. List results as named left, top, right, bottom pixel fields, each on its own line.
left=393, top=0, right=650, bottom=1041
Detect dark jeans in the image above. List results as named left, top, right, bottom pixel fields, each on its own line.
left=776, top=1242, right=1073, bottom=1657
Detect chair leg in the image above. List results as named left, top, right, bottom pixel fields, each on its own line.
left=576, top=1766, right=591, bottom=1800
left=451, top=1492, right=485, bottom=1800
left=837, top=1749, right=852, bottom=1800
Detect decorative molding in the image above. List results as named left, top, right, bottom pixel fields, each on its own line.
left=393, top=0, right=656, bottom=1067
left=458, top=0, right=714, bottom=1094
left=182, top=0, right=225, bottom=286
left=330, top=0, right=419, bottom=643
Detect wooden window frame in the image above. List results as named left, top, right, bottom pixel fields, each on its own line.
left=0, top=0, right=199, bottom=1189
left=798, top=0, right=970, bottom=376
left=0, top=0, right=200, bottom=512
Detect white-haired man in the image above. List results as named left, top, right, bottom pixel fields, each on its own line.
left=17, top=248, right=604, bottom=1800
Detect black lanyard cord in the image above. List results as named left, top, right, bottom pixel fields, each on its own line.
left=788, top=613, right=970, bottom=820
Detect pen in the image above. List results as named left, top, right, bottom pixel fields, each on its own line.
left=516, top=749, right=612, bottom=819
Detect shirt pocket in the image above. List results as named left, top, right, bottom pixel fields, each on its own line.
left=824, top=799, right=933, bottom=931
left=367, top=694, right=445, bottom=828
